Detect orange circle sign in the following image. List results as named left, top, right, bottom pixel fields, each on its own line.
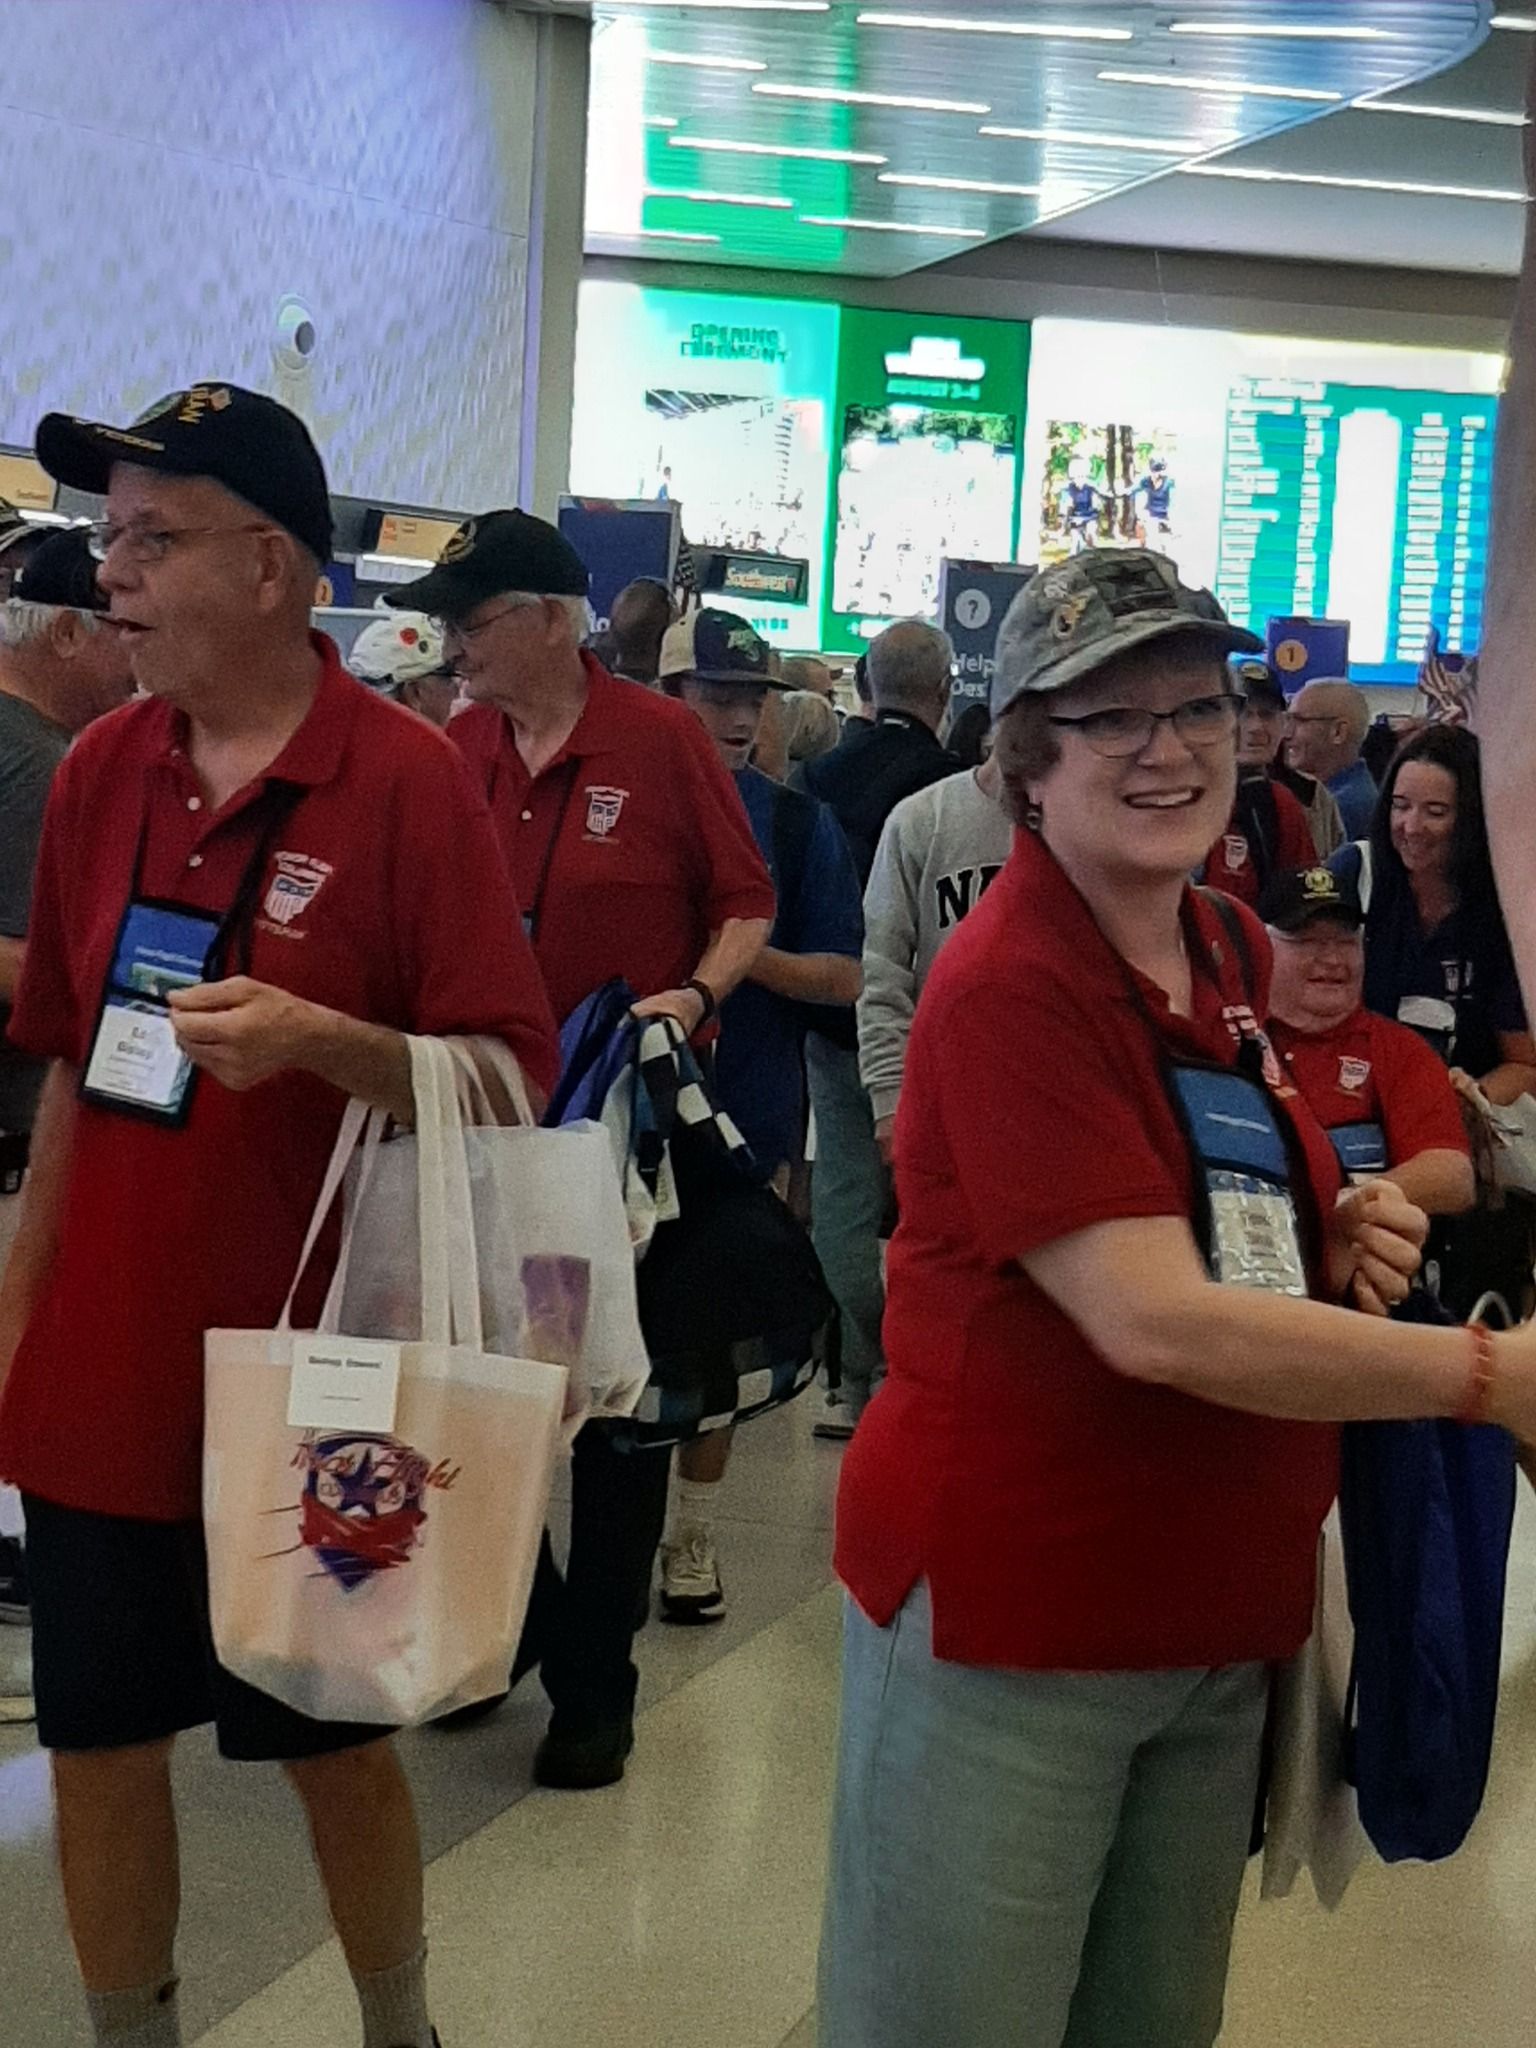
left=1273, top=637, right=1309, bottom=674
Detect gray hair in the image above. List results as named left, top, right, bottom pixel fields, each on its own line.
left=867, top=618, right=954, bottom=712
left=499, top=590, right=593, bottom=643
left=0, top=599, right=101, bottom=650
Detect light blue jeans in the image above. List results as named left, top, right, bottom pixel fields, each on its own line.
left=805, top=1036, right=888, bottom=1416
left=819, top=1585, right=1269, bottom=2048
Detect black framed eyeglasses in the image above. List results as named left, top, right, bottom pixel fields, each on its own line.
left=1046, top=693, right=1239, bottom=760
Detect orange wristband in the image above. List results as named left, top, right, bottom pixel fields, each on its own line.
left=1456, top=1322, right=1497, bottom=1427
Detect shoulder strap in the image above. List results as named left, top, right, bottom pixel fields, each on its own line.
left=1195, top=885, right=1257, bottom=1009
left=1357, top=838, right=1374, bottom=913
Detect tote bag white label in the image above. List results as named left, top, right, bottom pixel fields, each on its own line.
left=288, top=1335, right=402, bottom=1433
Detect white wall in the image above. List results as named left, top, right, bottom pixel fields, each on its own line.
left=0, top=0, right=541, bottom=508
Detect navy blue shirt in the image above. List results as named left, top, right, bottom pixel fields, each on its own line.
left=714, top=767, right=864, bottom=1176
left=1330, top=842, right=1526, bottom=1079
left=1327, top=757, right=1379, bottom=841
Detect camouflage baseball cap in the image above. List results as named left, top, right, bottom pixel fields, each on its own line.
left=990, top=550, right=1262, bottom=721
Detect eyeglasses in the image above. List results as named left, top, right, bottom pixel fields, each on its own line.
left=1046, top=693, right=1239, bottom=760
left=439, top=597, right=542, bottom=648
left=86, top=519, right=267, bottom=564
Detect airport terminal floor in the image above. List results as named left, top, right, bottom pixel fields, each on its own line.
left=7, top=1400, right=1536, bottom=2048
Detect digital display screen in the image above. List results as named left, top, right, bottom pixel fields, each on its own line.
left=707, top=552, right=810, bottom=605
left=1216, top=380, right=1494, bottom=678
left=1022, top=320, right=1503, bottom=685
left=570, top=282, right=837, bottom=647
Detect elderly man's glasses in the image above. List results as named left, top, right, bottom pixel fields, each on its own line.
left=1046, top=693, right=1239, bottom=760
left=86, top=519, right=267, bottom=564
left=439, top=597, right=543, bottom=648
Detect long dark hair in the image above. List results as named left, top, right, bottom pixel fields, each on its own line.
left=1369, top=724, right=1493, bottom=905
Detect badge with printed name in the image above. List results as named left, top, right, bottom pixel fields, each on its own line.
left=80, top=900, right=221, bottom=1125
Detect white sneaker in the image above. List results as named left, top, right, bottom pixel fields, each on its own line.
left=658, top=1528, right=725, bottom=1626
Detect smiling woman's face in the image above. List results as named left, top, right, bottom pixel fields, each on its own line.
left=1013, top=649, right=1238, bottom=887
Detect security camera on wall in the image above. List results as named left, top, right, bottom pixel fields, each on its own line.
left=271, top=293, right=318, bottom=424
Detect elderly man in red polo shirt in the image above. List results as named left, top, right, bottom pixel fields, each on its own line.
left=0, top=387, right=558, bottom=2048
left=390, top=514, right=775, bottom=1789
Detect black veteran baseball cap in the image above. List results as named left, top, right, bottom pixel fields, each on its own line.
left=658, top=607, right=783, bottom=689
left=990, top=549, right=1263, bottom=722
left=12, top=527, right=109, bottom=612
left=387, top=509, right=590, bottom=620
left=1258, top=865, right=1364, bottom=935
left=36, top=384, right=333, bottom=564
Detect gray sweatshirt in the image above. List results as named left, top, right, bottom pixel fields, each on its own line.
left=858, top=768, right=1015, bottom=1124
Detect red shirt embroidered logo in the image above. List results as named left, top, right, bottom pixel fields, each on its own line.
left=584, top=786, right=628, bottom=839
left=1222, top=834, right=1249, bottom=874
left=1338, top=1055, right=1372, bottom=1093
left=264, top=852, right=332, bottom=926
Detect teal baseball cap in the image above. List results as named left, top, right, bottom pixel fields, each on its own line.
left=991, top=550, right=1262, bottom=721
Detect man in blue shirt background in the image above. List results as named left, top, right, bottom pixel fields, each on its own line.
left=657, top=607, right=863, bottom=1621
left=1286, top=678, right=1379, bottom=841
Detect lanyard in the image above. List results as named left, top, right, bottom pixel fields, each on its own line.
left=125, top=773, right=305, bottom=977
left=520, top=760, right=581, bottom=944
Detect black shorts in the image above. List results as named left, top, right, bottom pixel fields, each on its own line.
left=23, top=1493, right=393, bottom=1762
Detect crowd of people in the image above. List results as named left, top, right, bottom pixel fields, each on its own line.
left=2, top=348, right=1536, bottom=2048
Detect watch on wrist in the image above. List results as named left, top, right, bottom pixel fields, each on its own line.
left=685, top=977, right=718, bottom=1027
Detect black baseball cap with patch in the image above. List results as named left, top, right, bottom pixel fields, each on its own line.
left=1233, top=656, right=1287, bottom=712
left=12, top=527, right=108, bottom=612
left=1258, top=865, right=1364, bottom=935
left=658, top=608, right=782, bottom=688
left=386, top=509, right=589, bottom=620
left=35, top=384, right=333, bottom=563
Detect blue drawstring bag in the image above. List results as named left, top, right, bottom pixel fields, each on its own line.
left=1338, top=1290, right=1517, bottom=1863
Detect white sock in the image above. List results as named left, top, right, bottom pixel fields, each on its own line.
left=667, top=1475, right=721, bottom=1547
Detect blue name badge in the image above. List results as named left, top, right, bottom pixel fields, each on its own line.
left=81, top=901, right=222, bottom=1124
left=1171, top=1065, right=1308, bottom=1298
left=1331, top=1120, right=1390, bottom=1182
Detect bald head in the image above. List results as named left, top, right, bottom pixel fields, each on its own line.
left=1286, top=677, right=1369, bottom=782
left=867, top=619, right=953, bottom=730
left=608, top=577, right=676, bottom=682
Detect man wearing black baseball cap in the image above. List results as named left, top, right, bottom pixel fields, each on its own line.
left=0, top=526, right=134, bottom=1681
left=395, top=516, right=775, bottom=1788
left=1261, top=865, right=1473, bottom=1217
left=1, top=389, right=560, bottom=2048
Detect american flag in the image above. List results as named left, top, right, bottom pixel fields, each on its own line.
left=1417, top=625, right=1476, bottom=727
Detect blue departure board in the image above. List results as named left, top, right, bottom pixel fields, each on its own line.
left=1215, top=378, right=1496, bottom=685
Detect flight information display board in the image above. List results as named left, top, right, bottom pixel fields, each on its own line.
left=1215, top=378, right=1496, bottom=685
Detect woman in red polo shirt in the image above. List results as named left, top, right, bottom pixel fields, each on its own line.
left=819, top=551, right=1536, bottom=2048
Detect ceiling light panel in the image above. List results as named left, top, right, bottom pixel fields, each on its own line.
left=1168, top=19, right=1393, bottom=38
left=1182, top=163, right=1526, bottom=203
left=588, top=1, right=1495, bottom=280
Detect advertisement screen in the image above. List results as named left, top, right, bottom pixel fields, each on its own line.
left=570, top=282, right=837, bottom=647
left=825, top=311, right=1029, bottom=652
left=1022, top=321, right=1502, bottom=686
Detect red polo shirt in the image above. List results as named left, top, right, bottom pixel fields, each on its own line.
left=1270, top=1007, right=1469, bottom=1160
left=450, top=654, right=775, bottom=1024
left=835, top=828, right=1342, bottom=1672
left=1, top=637, right=559, bottom=1522
left=1204, top=779, right=1316, bottom=910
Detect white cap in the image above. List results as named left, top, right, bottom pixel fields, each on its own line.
left=349, top=613, right=446, bottom=686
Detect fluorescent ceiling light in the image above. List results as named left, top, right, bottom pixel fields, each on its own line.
left=632, top=228, right=724, bottom=243
left=645, top=187, right=794, bottom=207
left=649, top=50, right=767, bottom=71
left=1492, top=13, right=1536, bottom=27
left=1168, top=18, right=1391, bottom=36
left=880, top=171, right=1041, bottom=197
left=857, top=11, right=1133, bottom=40
left=605, top=0, right=830, bottom=9
left=979, top=122, right=1216, bottom=154
left=1354, top=99, right=1527, bottom=127
left=755, top=82, right=990, bottom=114
left=669, top=134, right=888, bottom=163
left=1099, top=67, right=1342, bottom=101
left=801, top=214, right=987, bottom=237
left=645, top=116, right=680, bottom=128
left=1182, top=163, right=1526, bottom=202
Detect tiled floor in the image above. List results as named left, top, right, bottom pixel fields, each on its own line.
left=9, top=1409, right=1536, bottom=2046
